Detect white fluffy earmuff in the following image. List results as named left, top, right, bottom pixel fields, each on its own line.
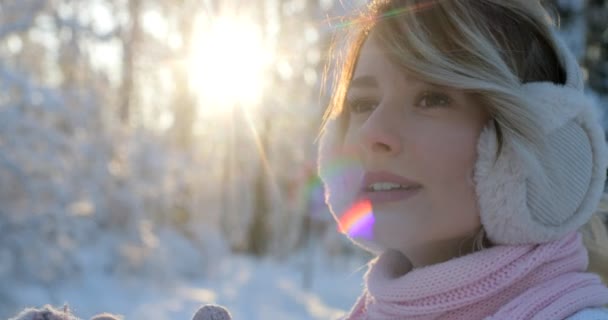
left=473, top=34, right=608, bottom=244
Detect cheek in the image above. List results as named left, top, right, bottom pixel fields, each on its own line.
left=324, top=127, right=365, bottom=216
left=342, top=127, right=358, bottom=154
left=419, top=124, right=484, bottom=230
left=418, top=124, right=481, bottom=183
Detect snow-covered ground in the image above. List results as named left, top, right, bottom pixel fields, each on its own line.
left=5, top=248, right=367, bottom=320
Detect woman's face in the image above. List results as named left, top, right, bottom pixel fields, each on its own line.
left=342, top=36, right=490, bottom=267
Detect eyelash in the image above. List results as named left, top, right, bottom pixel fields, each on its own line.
left=347, top=91, right=451, bottom=114
left=347, top=98, right=377, bottom=114
left=418, top=92, right=451, bottom=108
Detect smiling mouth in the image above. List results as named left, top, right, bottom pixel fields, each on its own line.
left=359, top=171, right=423, bottom=204
left=359, top=183, right=422, bottom=204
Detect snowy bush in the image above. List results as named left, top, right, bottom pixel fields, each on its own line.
left=0, top=61, right=231, bottom=314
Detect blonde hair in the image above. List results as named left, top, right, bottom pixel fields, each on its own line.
left=324, top=0, right=608, bottom=281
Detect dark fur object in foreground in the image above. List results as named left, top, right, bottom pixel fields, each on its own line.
left=9, top=305, right=120, bottom=320
left=9, top=304, right=232, bottom=320
left=192, top=305, right=232, bottom=320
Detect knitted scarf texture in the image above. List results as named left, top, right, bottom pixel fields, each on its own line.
left=344, top=232, right=608, bottom=320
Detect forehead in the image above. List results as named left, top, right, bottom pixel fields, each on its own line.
left=351, top=35, right=421, bottom=88
left=353, top=36, right=389, bottom=77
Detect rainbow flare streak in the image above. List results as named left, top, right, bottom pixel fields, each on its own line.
left=331, top=0, right=438, bottom=30
left=338, top=199, right=375, bottom=240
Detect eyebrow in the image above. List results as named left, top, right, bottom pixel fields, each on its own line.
left=348, top=75, right=378, bottom=89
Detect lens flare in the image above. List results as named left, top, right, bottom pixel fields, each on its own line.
left=312, top=156, right=375, bottom=239
left=328, top=0, right=438, bottom=30
left=338, top=199, right=374, bottom=240
left=304, top=157, right=360, bottom=209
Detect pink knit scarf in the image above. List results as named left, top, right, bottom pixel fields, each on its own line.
left=345, top=232, right=608, bottom=320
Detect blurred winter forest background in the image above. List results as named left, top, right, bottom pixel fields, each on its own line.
left=1, top=0, right=607, bottom=319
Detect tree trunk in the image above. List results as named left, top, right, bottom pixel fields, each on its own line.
left=121, top=0, right=141, bottom=124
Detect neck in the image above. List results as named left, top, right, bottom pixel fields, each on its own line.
left=399, top=231, right=484, bottom=269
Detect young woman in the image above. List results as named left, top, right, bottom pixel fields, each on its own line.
left=318, top=0, right=608, bottom=319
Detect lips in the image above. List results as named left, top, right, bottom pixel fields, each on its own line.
left=358, top=171, right=422, bottom=204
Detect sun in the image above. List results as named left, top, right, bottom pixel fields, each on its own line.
left=188, top=14, right=271, bottom=110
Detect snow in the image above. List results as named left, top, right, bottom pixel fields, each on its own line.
left=4, top=245, right=366, bottom=320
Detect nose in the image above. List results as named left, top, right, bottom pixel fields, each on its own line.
left=358, top=105, right=402, bottom=156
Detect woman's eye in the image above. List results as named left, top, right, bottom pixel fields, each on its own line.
left=346, top=98, right=378, bottom=114
left=417, top=92, right=451, bottom=108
